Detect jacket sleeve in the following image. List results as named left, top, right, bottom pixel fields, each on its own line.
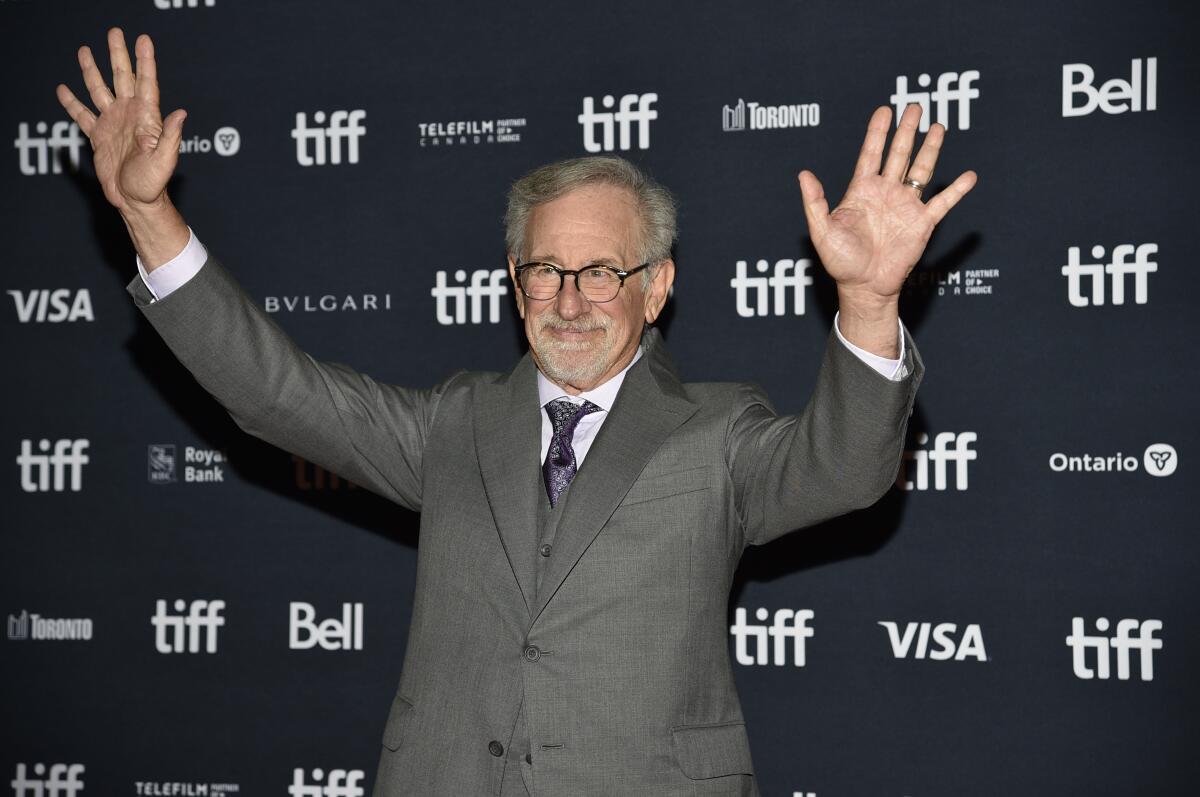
left=127, top=254, right=451, bottom=511
left=726, top=327, right=922, bottom=546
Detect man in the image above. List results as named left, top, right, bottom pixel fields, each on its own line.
left=58, top=28, right=975, bottom=797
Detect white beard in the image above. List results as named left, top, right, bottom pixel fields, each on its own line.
left=530, top=310, right=615, bottom=388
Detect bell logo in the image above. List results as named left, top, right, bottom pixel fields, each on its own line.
left=431, top=269, right=508, bottom=325
left=1066, top=617, right=1162, bottom=681
left=10, top=763, right=85, bottom=797
left=8, top=289, right=94, bottom=323
left=14, top=122, right=86, bottom=176
left=17, top=439, right=89, bottom=493
left=1061, top=243, right=1157, bottom=307
left=729, top=608, right=814, bottom=666
left=895, top=432, right=976, bottom=491
left=1063, top=58, right=1156, bottom=117
left=292, top=111, right=367, bottom=166
left=289, top=602, right=364, bottom=651
left=151, top=599, right=225, bottom=654
left=288, top=769, right=365, bottom=797
left=879, top=621, right=987, bottom=661
left=730, top=259, right=813, bottom=317
left=578, top=93, right=657, bottom=153
left=889, top=71, right=980, bottom=131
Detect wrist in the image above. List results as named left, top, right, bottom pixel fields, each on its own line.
left=836, top=288, right=900, bottom=359
left=119, top=196, right=190, bottom=270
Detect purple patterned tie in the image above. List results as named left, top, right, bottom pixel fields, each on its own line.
left=543, top=399, right=602, bottom=507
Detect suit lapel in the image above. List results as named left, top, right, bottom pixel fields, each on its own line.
left=474, top=354, right=542, bottom=617
left=530, top=329, right=698, bottom=625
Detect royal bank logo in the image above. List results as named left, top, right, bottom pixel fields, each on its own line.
left=432, top=268, right=508, bottom=325
left=879, top=621, right=987, bottom=661
left=6, top=610, right=93, bottom=641
left=152, top=599, right=225, bottom=654
left=1063, top=58, right=1156, bottom=117
left=721, top=98, right=820, bottom=132
left=730, top=259, right=813, bottom=317
left=17, top=439, right=90, bottom=493
left=890, top=70, right=980, bottom=131
left=730, top=608, right=813, bottom=666
left=292, top=110, right=366, bottom=166
left=1062, top=243, right=1157, bottom=307
left=896, top=432, right=976, bottom=491
left=1048, top=442, right=1177, bottom=477
left=293, top=456, right=357, bottom=491
left=417, top=117, right=526, bottom=147
left=287, top=769, right=365, bottom=797
left=179, top=126, right=240, bottom=157
left=289, top=602, right=364, bottom=651
left=133, top=782, right=240, bottom=796
left=146, top=445, right=226, bottom=484
left=1066, top=617, right=1162, bottom=681
left=7, top=289, right=94, bottom=322
left=148, top=445, right=176, bottom=484
left=11, top=764, right=85, bottom=796
left=903, top=267, right=1000, bottom=298
left=578, top=93, right=657, bottom=153
left=14, top=121, right=86, bottom=175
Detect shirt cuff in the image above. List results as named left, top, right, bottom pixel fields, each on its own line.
left=832, top=311, right=908, bottom=381
left=136, top=227, right=208, bottom=301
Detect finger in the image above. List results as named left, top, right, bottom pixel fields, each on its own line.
left=924, top=170, right=978, bottom=224
left=78, top=46, right=114, bottom=111
left=797, top=170, right=830, bottom=242
left=851, top=106, right=892, bottom=178
left=881, top=103, right=922, bottom=181
left=56, top=84, right=98, bottom=137
left=134, top=34, right=160, bottom=106
left=153, top=108, right=187, bottom=168
left=108, top=27, right=135, bottom=98
left=905, top=122, right=944, bottom=187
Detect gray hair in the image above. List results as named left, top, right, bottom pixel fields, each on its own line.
left=504, top=156, right=678, bottom=269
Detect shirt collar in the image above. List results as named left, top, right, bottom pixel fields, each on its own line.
left=536, top=346, right=644, bottom=412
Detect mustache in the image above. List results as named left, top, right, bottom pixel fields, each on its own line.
left=534, top=313, right=611, bottom=333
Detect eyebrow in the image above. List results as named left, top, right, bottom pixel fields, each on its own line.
left=527, top=254, right=625, bottom=268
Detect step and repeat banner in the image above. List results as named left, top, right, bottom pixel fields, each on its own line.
left=3, top=1, right=1195, bottom=795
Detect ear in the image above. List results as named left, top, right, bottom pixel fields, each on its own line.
left=643, top=259, right=675, bottom=324
left=507, top=255, right=525, bottom=320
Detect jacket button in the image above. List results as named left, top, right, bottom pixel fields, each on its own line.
left=489, top=740, right=504, bottom=757
left=539, top=543, right=552, bottom=557
left=523, top=645, right=541, bottom=662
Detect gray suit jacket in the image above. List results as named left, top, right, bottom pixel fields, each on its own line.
left=129, top=257, right=921, bottom=797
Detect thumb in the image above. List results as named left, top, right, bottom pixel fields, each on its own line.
left=797, top=170, right=829, bottom=241
left=155, top=108, right=187, bottom=165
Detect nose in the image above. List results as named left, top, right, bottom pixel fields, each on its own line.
left=554, top=273, right=591, bottom=320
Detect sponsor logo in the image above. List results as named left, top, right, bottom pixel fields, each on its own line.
left=721, top=98, right=820, bottom=132
left=730, top=608, right=813, bottom=666
left=287, top=770, right=365, bottom=797
left=1061, top=243, right=1156, bottom=307
left=6, top=610, right=93, bottom=641
left=730, top=259, right=813, bottom=318
left=903, top=267, right=1000, bottom=298
left=293, top=456, right=357, bottom=490
left=154, top=0, right=215, bottom=8
left=134, top=784, right=239, bottom=796
left=17, top=439, right=89, bottom=493
left=578, top=93, right=657, bottom=153
left=148, top=445, right=176, bottom=484
left=431, top=269, right=508, bottom=325
left=895, top=432, right=976, bottom=491
left=179, top=126, right=240, bottom=157
left=7, top=289, right=94, bottom=322
left=890, top=70, right=980, bottom=131
left=1063, top=58, right=1156, bottom=117
left=11, top=764, right=85, bottom=796
left=263, top=294, right=392, bottom=313
left=292, top=111, right=366, bottom=166
left=152, top=599, right=225, bottom=654
left=417, top=117, right=526, bottom=147
left=289, top=602, right=364, bottom=651
left=1066, top=617, right=1162, bottom=681
left=14, top=121, right=85, bottom=175
left=879, top=621, right=987, bottom=661
left=1048, top=442, right=1177, bottom=477
left=146, top=445, right=226, bottom=484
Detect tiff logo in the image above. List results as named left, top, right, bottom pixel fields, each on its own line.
left=730, top=259, right=813, bottom=317
left=14, top=122, right=85, bottom=175
left=890, top=71, right=980, bottom=131
left=290, top=602, right=364, bottom=651
left=578, top=93, right=657, bottom=153
left=730, top=608, right=813, bottom=666
left=17, top=439, right=89, bottom=493
left=896, top=432, right=976, bottom=491
left=1063, top=58, right=1156, bottom=117
left=155, top=0, right=215, bottom=6
left=288, top=769, right=365, bottom=797
left=292, top=111, right=366, bottom=166
left=152, top=599, right=225, bottom=654
left=879, top=621, right=987, bottom=661
left=1062, top=243, right=1157, bottom=307
left=431, top=269, right=508, bottom=325
left=10, top=764, right=85, bottom=797
left=7, top=290, right=94, bottom=323
left=1066, top=617, right=1162, bottom=681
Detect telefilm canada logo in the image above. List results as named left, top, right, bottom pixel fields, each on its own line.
left=903, top=267, right=1000, bottom=298
left=133, top=782, right=240, bottom=795
left=7, top=610, right=94, bottom=641
left=147, top=444, right=227, bottom=484
left=721, top=98, right=820, bottom=132
left=417, top=116, right=526, bottom=147
left=1048, top=443, right=1177, bottom=477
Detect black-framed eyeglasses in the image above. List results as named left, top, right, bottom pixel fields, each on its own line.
left=513, top=261, right=651, bottom=303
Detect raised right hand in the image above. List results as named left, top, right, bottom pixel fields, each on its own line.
left=56, top=28, right=186, bottom=214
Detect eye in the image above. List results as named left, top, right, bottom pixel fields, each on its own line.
left=582, top=267, right=614, bottom=282
left=530, top=264, right=558, bottom=278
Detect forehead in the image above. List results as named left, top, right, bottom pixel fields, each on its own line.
left=526, top=184, right=641, bottom=264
